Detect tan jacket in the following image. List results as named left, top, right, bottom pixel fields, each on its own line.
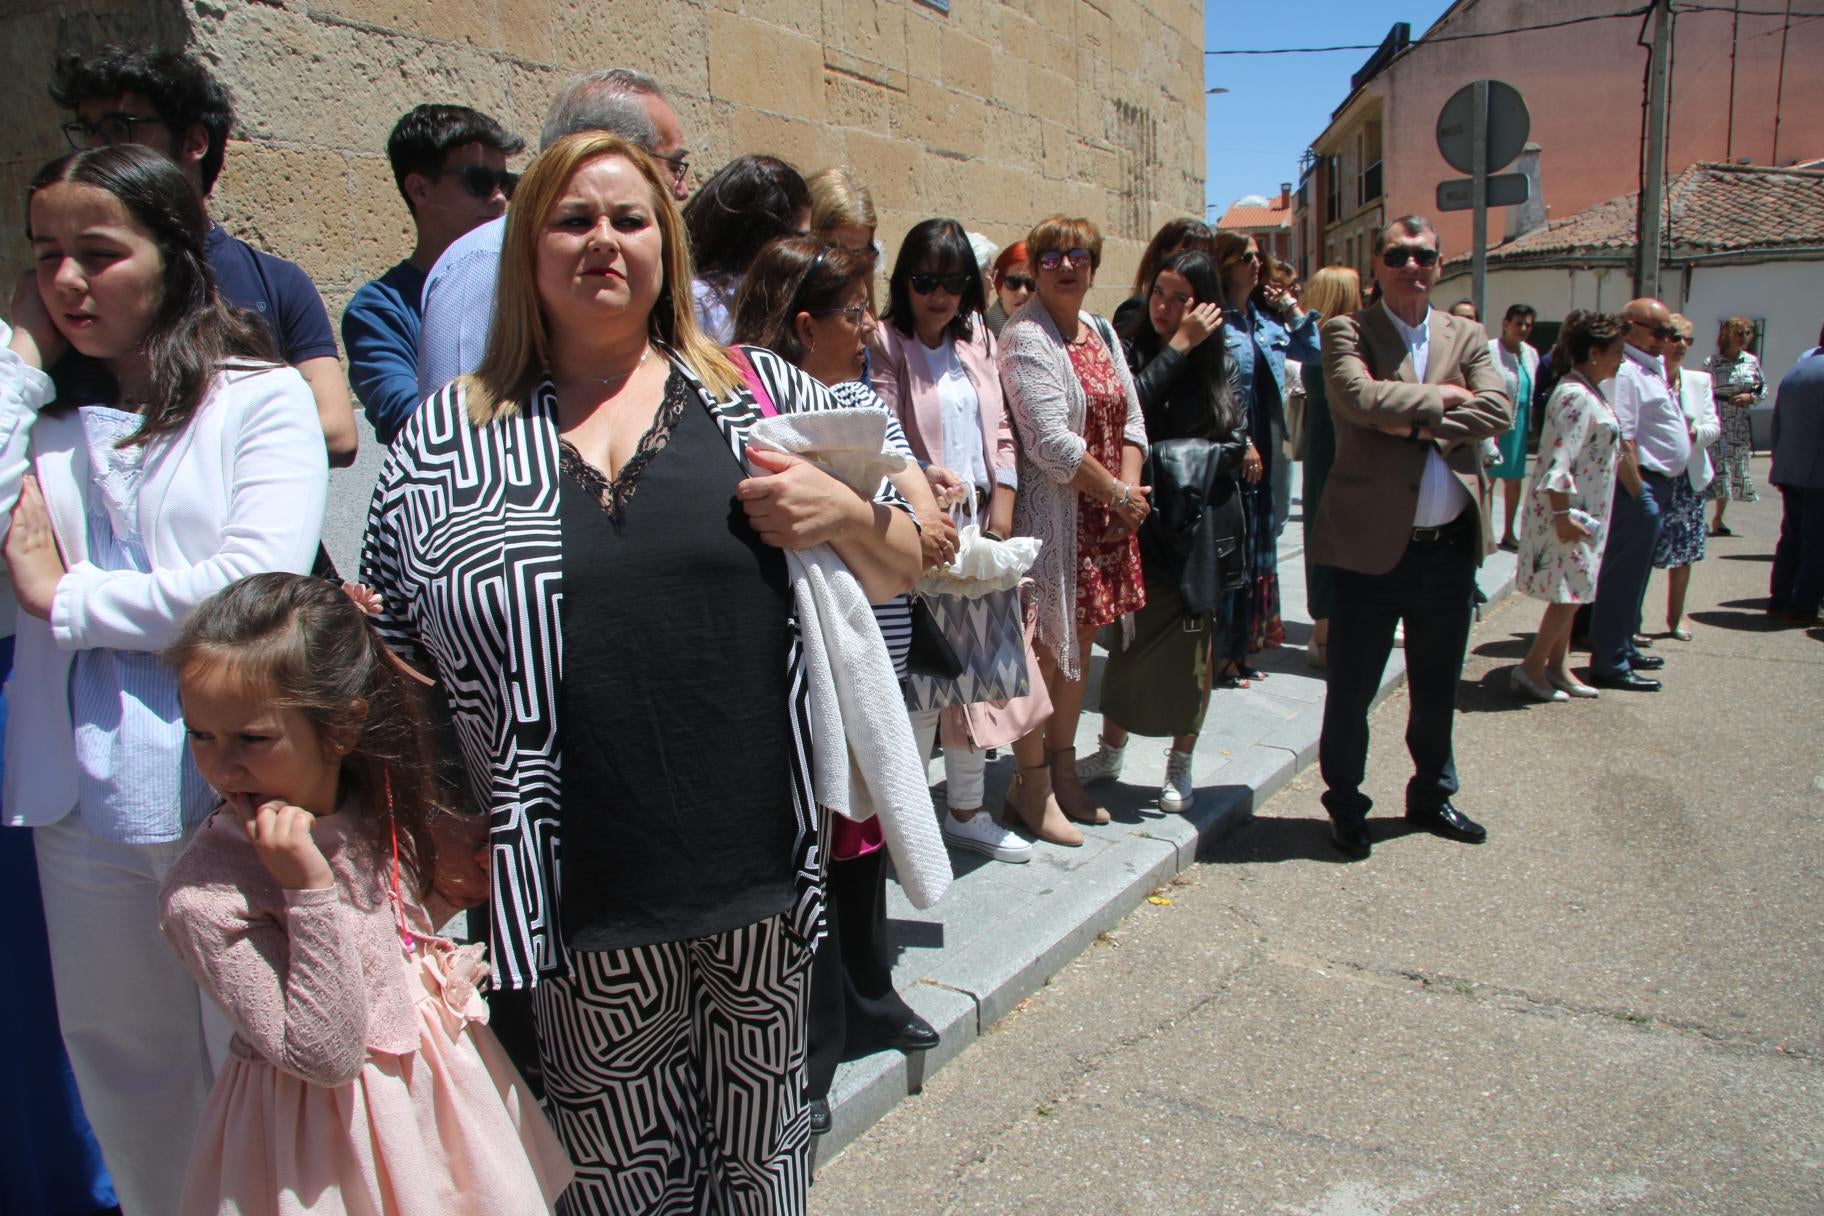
left=1310, top=305, right=1513, bottom=575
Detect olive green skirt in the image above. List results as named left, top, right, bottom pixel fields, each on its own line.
left=1096, top=577, right=1211, bottom=738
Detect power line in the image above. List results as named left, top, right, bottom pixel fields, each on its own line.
left=1205, top=6, right=1651, bottom=55
left=1673, top=3, right=1823, bottom=15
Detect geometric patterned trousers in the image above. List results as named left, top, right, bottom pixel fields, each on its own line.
left=533, top=914, right=813, bottom=1215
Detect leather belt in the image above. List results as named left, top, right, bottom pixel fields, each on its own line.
left=1410, top=512, right=1472, bottom=543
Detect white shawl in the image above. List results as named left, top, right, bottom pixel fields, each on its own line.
left=747, top=410, right=952, bottom=910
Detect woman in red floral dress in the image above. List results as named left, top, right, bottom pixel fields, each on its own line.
left=998, top=216, right=1149, bottom=841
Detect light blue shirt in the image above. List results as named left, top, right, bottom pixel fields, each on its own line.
left=1381, top=303, right=1472, bottom=527
left=71, top=406, right=215, bottom=844
left=416, top=215, right=505, bottom=402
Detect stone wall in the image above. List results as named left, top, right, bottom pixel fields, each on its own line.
left=3, top=0, right=1208, bottom=322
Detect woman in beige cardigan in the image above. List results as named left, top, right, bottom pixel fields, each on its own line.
left=997, top=216, right=1149, bottom=844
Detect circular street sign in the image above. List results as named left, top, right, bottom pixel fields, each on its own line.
left=1436, top=80, right=1530, bottom=175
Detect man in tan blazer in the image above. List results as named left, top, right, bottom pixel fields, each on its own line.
left=1310, top=214, right=1512, bottom=860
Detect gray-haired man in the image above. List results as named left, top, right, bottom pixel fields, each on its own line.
left=414, top=69, right=687, bottom=404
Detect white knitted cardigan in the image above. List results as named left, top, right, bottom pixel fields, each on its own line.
left=996, top=299, right=1147, bottom=681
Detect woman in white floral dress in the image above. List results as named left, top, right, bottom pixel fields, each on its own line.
left=1512, top=312, right=1627, bottom=702
left=1704, top=316, right=1764, bottom=535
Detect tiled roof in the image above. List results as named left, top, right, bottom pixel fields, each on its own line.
left=1446, top=162, right=1824, bottom=268
left=1217, top=202, right=1292, bottom=232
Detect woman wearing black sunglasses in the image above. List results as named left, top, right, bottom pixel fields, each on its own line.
left=1211, top=230, right=1321, bottom=688
left=997, top=215, right=1150, bottom=843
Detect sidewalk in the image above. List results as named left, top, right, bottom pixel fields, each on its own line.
left=816, top=469, right=1521, bottom=1162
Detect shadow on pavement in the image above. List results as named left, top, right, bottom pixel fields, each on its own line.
left=1689, top=608, right=1786, bottom=632
left=1715, top=552, right=1774, bottom=562
left=1470, top=633, right=1532, bottom=659
left=1199, top=811, right=1432, bottom=864
left=1457, top=665, right=1535, bottom=714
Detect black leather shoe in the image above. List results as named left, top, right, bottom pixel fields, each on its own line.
left=1406, top=800, right=1487, bottom=844
left=1630, top=653, right=1666, bottom=670
left=808, top=1097, right=831, bottom=1136
left=1590, top=671, right=1662, bottom=692
left=882, top=1016, right=940, bottom=1053
left=1330, top=819, right=1371, bottom=860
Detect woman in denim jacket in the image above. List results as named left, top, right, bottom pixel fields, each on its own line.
left=1212, top=232, right=1320, bottom=684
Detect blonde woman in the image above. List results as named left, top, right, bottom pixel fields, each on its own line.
left=1705, top=315, right=1764, bottom=535
left=1296, top=266, right=1363, bottom=667
left=1654, top=314, right=1720, bottom=638
left=361, top=132, right=920, bottom=1214
left=806, top=165, right=879, bottom=263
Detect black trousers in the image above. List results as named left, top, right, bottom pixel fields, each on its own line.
left=1319, top=515, right=1479, bottom=824
left=804, top=848, right=918, bottom=1103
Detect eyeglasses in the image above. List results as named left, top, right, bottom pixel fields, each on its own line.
left=441, top=165, right=518, bottom=200
left=652, top=152, right=690, bottom=190
left=1036, top=248, right=1091, bottom=271
left=1239, top=250, right=1262, bottom=266
left=1001, top=274, right=1036, bottom=293
left=1666, top=333, right=1693, bottom=345
left=809, top=303, right=870, bottom=325
left=909, top=272, right=972, bottom=296
left=61, top=113, right=167, bottom=151
left=1626, top=319, right=1679, bottom=340
left=1380, top=245, right=1440, bottom=269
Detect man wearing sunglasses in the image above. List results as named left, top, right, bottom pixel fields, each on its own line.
left=48, top=46, right=360, bottom=467
left=343, top=105, right=524, bottom=444
left=1309, top=214, right=1512, bottom=861
left=417, top=68, right=689, bottom=405
left=1587, top=298, right=1690, bottom=691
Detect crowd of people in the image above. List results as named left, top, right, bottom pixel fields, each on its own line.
left=2, top=43, right=1820, bottom=1216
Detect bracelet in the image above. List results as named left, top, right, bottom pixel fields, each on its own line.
left=1112, top=482, right=1131, bottom=508
left=1552, top=510, right=1572, bottom=518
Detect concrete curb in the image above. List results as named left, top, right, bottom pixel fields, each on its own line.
left=813, top=552, right=1521, bottom=1167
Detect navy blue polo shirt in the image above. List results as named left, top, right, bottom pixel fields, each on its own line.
left=204, top=223, right=340, bottom=365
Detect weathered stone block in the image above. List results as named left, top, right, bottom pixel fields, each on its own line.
left=893, top=76, right=984, bottom=158
left=825, top=71, right=893, bottom=136
left=940, top=28, right=993, bottom=99
left=845, top=128, right=922, bottom=213
left=708, top=10, right=825, bottom=119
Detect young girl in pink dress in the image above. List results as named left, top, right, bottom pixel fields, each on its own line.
left=158, top=573, right=572, bottom=1215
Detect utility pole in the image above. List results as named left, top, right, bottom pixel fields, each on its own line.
left=1637, top=0, right=1673, bottom=299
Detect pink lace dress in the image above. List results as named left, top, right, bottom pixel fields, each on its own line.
left=160, top=812, right=573, bottom=1215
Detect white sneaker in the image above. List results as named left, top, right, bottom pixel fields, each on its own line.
left=1076, top=740, right=1125, bottom=785
left=942, top=809, right=1033, bottom=863
left=1158, top=749, right=1195, bottom=813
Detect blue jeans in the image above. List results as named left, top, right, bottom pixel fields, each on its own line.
left=1591, top=472, right=1668, bottom=677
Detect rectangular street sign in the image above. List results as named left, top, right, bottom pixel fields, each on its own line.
left=1436, top=172, right=1530, bottom=212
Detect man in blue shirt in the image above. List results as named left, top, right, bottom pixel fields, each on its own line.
left=49, top=46, right=359, bottom=466
left=343, top=105, right=523, bottom=444
left=417, top=68, right=690, bottom=404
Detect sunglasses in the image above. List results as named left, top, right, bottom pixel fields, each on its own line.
left=1001, top=274, right=1036, bottom=293
left=909, top=272, right=972, bottom=296
left=809, top=303, right=870, bottom=325
left=1380, top=245, right=1440, bottom=269
left=1626, top=320, right=1679, bottom=340
left=1036, top=248, right=1091, bottom=271
left=442, top=164, right=518, bottom=200
left=61, top=113, right=167, bottom=151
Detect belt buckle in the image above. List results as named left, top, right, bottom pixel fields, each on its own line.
left=1412, top=524, right=1442, bottom=542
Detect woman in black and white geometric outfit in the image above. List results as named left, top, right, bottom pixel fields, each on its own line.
left=360, top=133, right=921, bottom=1214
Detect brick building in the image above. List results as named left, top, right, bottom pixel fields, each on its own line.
left=1292, top=1, right=1824, bottom=285
left=1213, top=184, right=1293, bottom=267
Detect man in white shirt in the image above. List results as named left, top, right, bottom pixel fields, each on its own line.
left=1589, top=297, right=1690, bottom=690
left=1309, top=215, right=1513, bottom=860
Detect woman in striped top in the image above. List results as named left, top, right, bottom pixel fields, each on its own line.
left=734, top=235, right=960, bottom=1136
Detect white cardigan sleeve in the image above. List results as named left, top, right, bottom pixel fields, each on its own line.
left=49, top=367, right=328, bottom=652
left=998, top=318, right=1086, bottom=484
left=0, top=330, right=56, bottom=550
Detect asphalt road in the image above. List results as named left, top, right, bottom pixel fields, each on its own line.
left=811, top=479, right=1824, bottom=1215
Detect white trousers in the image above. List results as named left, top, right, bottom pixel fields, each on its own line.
left=907, top=708, right=987, bottom=811
left=35, top=812, right=231, bottom=1216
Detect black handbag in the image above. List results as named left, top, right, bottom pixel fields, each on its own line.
left=903, top=596, right=965, bottom=680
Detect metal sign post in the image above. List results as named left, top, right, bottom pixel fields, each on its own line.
left=1471, top=80, right=1488, bottom=323
left=1435, top=80, right=1531, bottom=323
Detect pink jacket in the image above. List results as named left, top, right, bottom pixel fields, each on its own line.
left=868, top=321, right=1019, bottom=492
left=160, top=809, right=469, bottom=1087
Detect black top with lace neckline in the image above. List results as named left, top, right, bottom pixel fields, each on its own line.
left=556, top=364, right=690, bottom=528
